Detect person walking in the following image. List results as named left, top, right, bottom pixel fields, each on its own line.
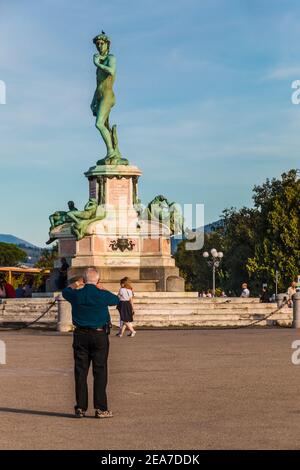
left=117, top=278, right=136, bottom=338
left=62, top=267, right=119, bottom=419
left=116, top=277, right=135, bottom=336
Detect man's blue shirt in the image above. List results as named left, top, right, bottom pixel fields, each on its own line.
left=62, top=284, right=119, bottom=329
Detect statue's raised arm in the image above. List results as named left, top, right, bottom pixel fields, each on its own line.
left=93, top=53, right=116, bottom=76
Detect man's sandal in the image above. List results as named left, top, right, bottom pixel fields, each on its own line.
left=95, top=409, right=113, bottom=419
left=75, top=408, right=86, bottom=418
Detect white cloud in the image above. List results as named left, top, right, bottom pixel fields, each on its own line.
left=263, top=66, right=300, bottom=81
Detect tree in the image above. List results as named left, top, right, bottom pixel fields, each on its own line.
left=220, top=207, right=259, bottom=295
left=173, top=169, right=300, bottom=296
left=33, top=244, right=58, bottom=291
left=247, top=170, right=300, bottom=291
left=0, top=242, right=27, bottom=266
left=175, top=209, right=259, bottom=295
left=175, top=231, right=225, bottom=292
left=35, top=244, right=58, bottom=270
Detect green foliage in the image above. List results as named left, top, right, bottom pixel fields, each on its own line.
left=33, top=244, right=58, bottom=290
left=11, top=273, right=26, bottom=289
left=247, top=170, right=300, bottom=291
left=221, top=207, right=260, bottom=295
left=175, top=169, right=300, bottom=295
left=35, top=244, right=58, bottom=270
left=0, top=242, right=27, bottom=266
left=214, top=287, right=223, bottom=297
left=175, top=231, right=225, bottom=292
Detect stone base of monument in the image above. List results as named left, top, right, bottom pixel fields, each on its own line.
left=49, top=164, right=185, bottom=292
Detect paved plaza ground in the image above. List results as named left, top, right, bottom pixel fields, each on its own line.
left=0, top=328, right=300, bottom=450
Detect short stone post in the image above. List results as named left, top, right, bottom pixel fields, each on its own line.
left=276, top=293, right=287, bottom=309
left=57, top=295, right=73, bottom=332
left=166, top=275, right=185, bottom=292
left=292, top=292, right=300, bottom=329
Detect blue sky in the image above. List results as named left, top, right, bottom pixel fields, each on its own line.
left=0, top=0, right=300, bottom=246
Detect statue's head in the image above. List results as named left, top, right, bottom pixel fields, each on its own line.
left=68, top=200, right=76, bottom=210
left=93, top=31, right=110, bottom=55
left=88, top=197, right=98, bottom=208
left=153, top=195, right=169, bottom=208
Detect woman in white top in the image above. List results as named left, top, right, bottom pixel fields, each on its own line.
left=117, top=278, right=136, bottom=338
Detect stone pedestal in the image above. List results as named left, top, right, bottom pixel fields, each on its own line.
left=52, top=164, right=184, bottom=292
left=293, top=292, right=300, bottom=328
left=57, top=295, right=73, bottom=332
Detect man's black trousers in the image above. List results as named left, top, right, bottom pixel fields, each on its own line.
left=73, top=328, right=109, bottom=411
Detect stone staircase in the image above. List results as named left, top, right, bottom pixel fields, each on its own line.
left=0, top=298, right=58, bottom=326
left=109, top=292, right=292, bottom=328
left=0, top=293, right=292, bottom=328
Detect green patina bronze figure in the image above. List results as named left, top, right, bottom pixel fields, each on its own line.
left=91, top=31, right=128, bottom=166
left=67, top=198, right=106, bottom=240
left=67, top=198, right=97, bottom=239
left=46, top=201, right=79, bottom=244
left=142, top=195, right=184, bottom=235
left=47, top=198, right=106, bottom=243
left=49, top=201, right=78, bottom=230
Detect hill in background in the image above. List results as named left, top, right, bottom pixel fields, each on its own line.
left=0, top=234, right=42, bottom=266
left=171, top=220, right=224, bottom=253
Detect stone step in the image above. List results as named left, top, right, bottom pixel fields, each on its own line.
left=110, top=307, right=283, bottom=315
left=134, top=292, right=199, bottom=298
left=0, top=316, right=57, bottom=323
left=127, top=320, right=292, bottom=327
left=0, top=309, right=56, bottom=316
left=131, top=298, right=203, bottom=304
left=110, top=311, right=292, bottom=320
left=120, top=297, right=266, bottom=304
left=129, top=301, right=278, bottom=309
left=100, top=280, right=158, bottom=292
left=133, top=294, right=261, bottom=301
left=109, top=314, right=292, bottom=327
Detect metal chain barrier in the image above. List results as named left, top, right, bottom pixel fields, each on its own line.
left=228, top=299, right=289, bottom=329
left=0, top=299, right=58, bottom=331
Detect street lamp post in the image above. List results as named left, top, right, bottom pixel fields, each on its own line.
left=203, top=248, right=224, bottom=296
left=275, top=269, right=279, bottom=296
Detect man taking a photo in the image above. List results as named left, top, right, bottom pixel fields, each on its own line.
left=62, top=267, right=119, bottom=419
